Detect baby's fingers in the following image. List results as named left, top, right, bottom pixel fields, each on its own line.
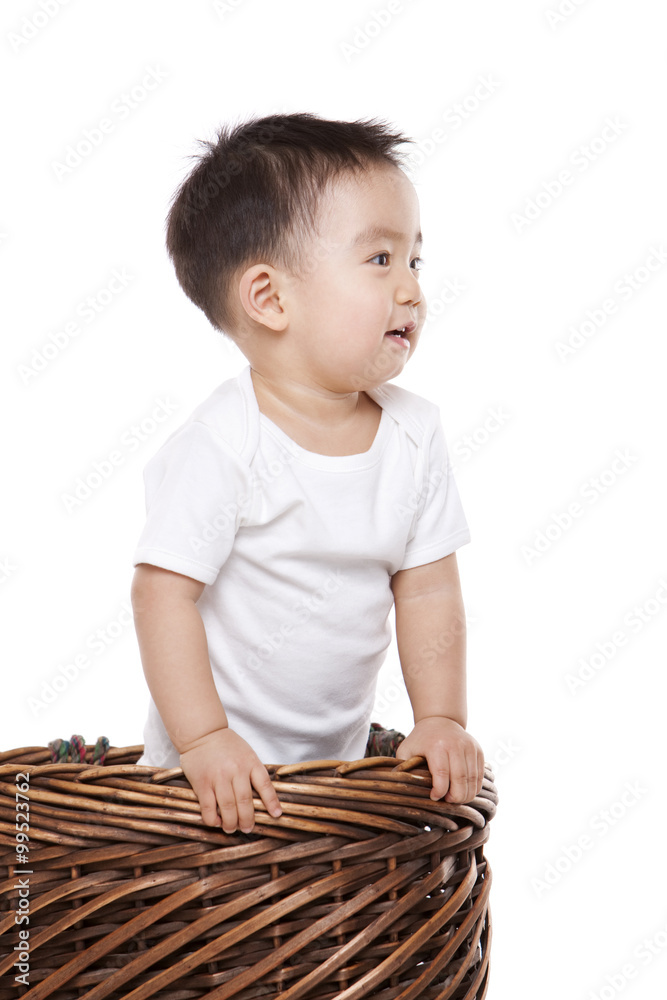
left=232, top=774, right=257, bottom=834
left=476, top=745, right=486, bottom=795
left=428, top=753, right=454, bottom=802
left=443, top=760, right=472, bottom=804
left=196, top=785, right=223, bottom=829
left=213, top=779, right=241, bottom=834
left=251, top=764, right=283, bottom=821
left=443, top=745, right=482, bottom=804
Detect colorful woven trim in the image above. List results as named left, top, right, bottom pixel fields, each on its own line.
left=45, top=727, right=401, bottom=765
left=47, top=735, right=110, bottom=765
left=365, top=722, right=406, bottom=758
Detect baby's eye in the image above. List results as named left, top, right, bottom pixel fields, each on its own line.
left=369, top=252, right=390, bottom=266
left=368, top=253, right=425, bottom=269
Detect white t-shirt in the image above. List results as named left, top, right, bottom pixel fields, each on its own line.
left=133, top=364, right=471, bottom=767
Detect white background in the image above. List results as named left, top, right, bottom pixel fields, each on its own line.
left=2, top=1, right=666, bottom=997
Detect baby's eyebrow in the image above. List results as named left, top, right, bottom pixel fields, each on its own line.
left=350, top=225, right=423, bottom=251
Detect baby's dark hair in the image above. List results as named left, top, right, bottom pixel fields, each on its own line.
left=165, top=111, right=413, bottom=337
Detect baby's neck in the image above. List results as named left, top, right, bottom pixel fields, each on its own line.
left=250, top=367, right=382, bottom=457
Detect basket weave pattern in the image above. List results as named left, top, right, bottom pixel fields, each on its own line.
left=0, top=743, right=497, bottom=1000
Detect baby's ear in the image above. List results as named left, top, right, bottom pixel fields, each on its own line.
left=237, top=264, right=288, bottom=332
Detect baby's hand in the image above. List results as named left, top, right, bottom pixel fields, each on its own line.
left=396, top=717, right=485, bottom=804
left=178, top=728, right=282, bottom=834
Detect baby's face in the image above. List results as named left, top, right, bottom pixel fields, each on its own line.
left=280, top=163, right=426, bottom=391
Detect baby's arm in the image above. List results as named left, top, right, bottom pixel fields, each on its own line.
left=390, top=552, right=485, bottom=804
left=131, top=564, right=282, bottom=833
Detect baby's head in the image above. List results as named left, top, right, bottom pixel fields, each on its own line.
left=166, top=112, right=426, bottom=390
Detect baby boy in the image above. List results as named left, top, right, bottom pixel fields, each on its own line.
left=131, top=111, right=485, bottom=834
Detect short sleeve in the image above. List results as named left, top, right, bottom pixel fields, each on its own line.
left=132, top=420, right=253, bottom=586
left=398, top=414, right=471, bottom=571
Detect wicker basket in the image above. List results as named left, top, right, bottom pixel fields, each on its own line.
left=0, top=741, right=497, bottom=1000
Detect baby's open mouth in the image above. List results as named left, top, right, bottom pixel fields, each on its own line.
left=385, top=327, right=410, bottom=347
